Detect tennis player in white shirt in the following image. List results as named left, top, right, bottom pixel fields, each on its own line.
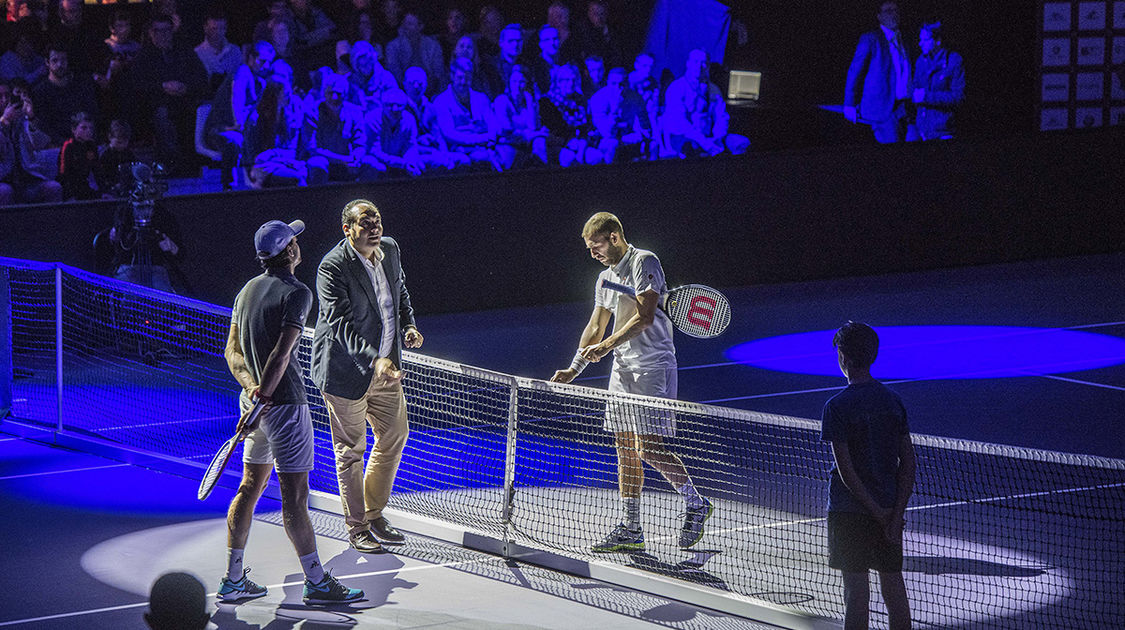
left=551, top=211, right=713, bottom=552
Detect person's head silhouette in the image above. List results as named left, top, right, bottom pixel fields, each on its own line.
left=145, top=572, right=211, bottom=630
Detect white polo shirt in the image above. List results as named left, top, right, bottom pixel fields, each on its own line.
left=595, top=245, right=676, bottom=372
left=348, top=241, right=395, bottom=359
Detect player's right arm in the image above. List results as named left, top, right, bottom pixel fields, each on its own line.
left=550, top=306, right=611, bottom=383
left=225, top=322, right=257, bottom=394
left=256, top=324, right=304, bottom=400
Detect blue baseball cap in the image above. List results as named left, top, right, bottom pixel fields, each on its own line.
left=254, top=219, right=304, bottom=259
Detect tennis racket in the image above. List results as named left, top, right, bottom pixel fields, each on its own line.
left=197, top=400, right=264, bottom=501
left=600, top=279, right=731, bottom=338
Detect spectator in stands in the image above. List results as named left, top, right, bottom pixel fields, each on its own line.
left=48, top=0, right=103, bottom=74
left=451, top=34, right=489, bottom=94
left=254, top=0, right=292, bottom=43
left=581, top=54, right=605, bottom=95
left=539, top=63, right=599, bottom=167
left=492, top=65, right=547, bottom=167
left=481, top=23, right=522, bottom=100
left=244, top=80, right=307, bottom=188
left=384, top=10, right=444, bottom=94
left=205, top=41, right=278, bottom=190
left=909, top=21, right=964, bottom=141
left=367, top=87, right=425, bottom=176
left=129, top=13, right=208, bottom=171
left=195, top=10, right=242, bottom=97
left=628, top=53, right=654, bottom=89
left=547, top=1, right=579, bottom=63
left=336, top=8, right=384, bottom=76
left=5, top=0, right=30, bottom=23
left=144, top=572, right=210, bottom=630
left=590, top=67, right=648, bottom=163
left=289, top=0, right=336, bottom=68
left=631, top=75, right=662, bottom=159
left=0, top=20, right=45, bottom=85
left=300, top=73, right=382, bottom=184
left=57, top=111, right=100, bottom=200
left=344, top=39, right=397, bottom=113
left=403, top=65, right=468, bottom=170
left=475, top=5, right=503, bottom=60
left=93, top=13, right=136, bottom=125
left=574, top=0, right=622, bottom=68
left=662, top=49, right=749, bottom=157
left=268, top=16, right=311, bottom=94
left=30, top=44, right=98, bottom=147
left=96, top=119, right=136, bottom=195
left=374, top=0, right=404, bottom=46
left=432, top=56, right=503, bottom=170
left=152, top=0, right=184, bottom=37
left=845, top=2, right=911, bottom=144
left=0, top=80, right=62, bottom=204
left=530, top=25, right=562, bottom=97
left=438, top=6, right=468, bottom=67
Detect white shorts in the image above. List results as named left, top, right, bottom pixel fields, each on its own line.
left=605, top=366, right=678, bottom=437
left=240, top=393, right=315, bottom=473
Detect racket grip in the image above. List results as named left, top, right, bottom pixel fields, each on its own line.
left=600, top=279, right=637, bottom=296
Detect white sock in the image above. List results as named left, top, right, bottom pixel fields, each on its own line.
left=621, top=496, right=641, bottom=531
left=226, top=548, right=245, bottom=581
left=679, top=481, right=705, bottom=509
left=299, top=551, right=325, bottom=583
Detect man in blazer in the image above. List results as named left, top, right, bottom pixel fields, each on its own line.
left=311, top=199, right=424, bottom=553
left=844, top=2, right=911, bottom=143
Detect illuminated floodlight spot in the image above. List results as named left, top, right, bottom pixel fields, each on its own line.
left=725, top=326, right=1125, bottom=379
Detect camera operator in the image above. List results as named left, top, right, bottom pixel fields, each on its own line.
left=108, top=163, right=189, bottom=295
left=0, top=80, right=62, bottom=205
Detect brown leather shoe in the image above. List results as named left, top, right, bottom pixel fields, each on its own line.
left=349, top=529, right=385, bottom=554
left=370, top=516, right=405, bottom=544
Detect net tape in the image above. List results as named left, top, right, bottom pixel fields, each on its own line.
left=3, top=259, right=1123, bottom=628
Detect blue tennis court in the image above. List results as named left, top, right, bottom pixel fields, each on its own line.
left=2, top=253, right=1123, bottom=629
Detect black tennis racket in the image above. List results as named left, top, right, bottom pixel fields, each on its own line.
left=600, top=279, right=731, bottom=338
left=197, top=400, right=264, bottom=501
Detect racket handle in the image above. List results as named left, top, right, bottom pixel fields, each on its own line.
left=600, top=279, right=637, bottom=296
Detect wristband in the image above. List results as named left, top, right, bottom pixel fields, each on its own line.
left=569, top=350, right=590, bottom=374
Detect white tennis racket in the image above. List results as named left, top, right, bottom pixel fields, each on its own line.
left=197, top=400, right=264, bottom=501
left=601, top=279, right=731, bottom=338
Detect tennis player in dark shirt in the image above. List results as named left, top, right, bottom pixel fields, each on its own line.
left=221, top=219, right=363, bottom=605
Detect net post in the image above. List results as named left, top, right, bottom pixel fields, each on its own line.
left=500, top=377, right=519, bottom=559
left=54, top=265, right=63, bottom=432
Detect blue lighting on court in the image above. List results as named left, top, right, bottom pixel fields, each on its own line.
left=725, top=325, right=1125, bottom=379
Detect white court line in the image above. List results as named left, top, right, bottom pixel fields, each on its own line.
left=97, top=415, right=237, bottom=432
left=0, top=558, right=490, bottom=627
left=1036, top=374, right=1125, bottom=392
left=0, top=463, right=129, bottom=481
left=644, top=480, right=1125, bottom=543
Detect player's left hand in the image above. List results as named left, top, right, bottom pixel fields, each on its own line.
left=580, top=341, right=611, bottom=363
left=404, top=327, right=423, bottom=349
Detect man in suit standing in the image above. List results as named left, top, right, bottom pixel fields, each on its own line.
left=844, top=2, right=911, bottom=144
left=312, top=199, right=424, bottom=554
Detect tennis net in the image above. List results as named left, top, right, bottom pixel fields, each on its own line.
left=3, top=257, right=1123, bottom=629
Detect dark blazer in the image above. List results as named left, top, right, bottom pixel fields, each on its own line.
left=844, top=29, right=909, bottom=124
left=311, top=236, right=416, bottom=399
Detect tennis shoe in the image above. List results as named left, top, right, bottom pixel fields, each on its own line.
left=303, top=572, right=364, bottom=604
left=678, top=498, right=714, bottom=549
left=217, top=568, right=268, bottom=602
left=592, top=523, right=645, bottom=553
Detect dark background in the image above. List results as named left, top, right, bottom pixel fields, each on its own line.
left=3, top=129, right=1122, bottom=315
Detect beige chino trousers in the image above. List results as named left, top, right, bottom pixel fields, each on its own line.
left=322, top=374, right=409, bottom=535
